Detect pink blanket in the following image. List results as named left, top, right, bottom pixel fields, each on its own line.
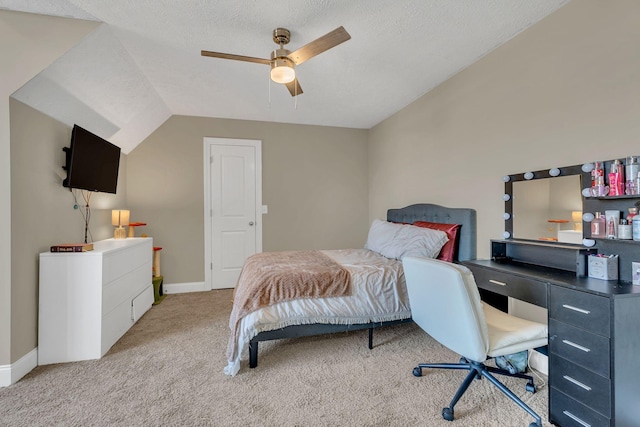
left=227, top=250, right=352, bottom=360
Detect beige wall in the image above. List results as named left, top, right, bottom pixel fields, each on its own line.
left=1, top=10, right=97, bottom=367
left=126, top=115, right=369, bottom=284
left=369, top=0, right=640, bottom=259
left=10, top=100, right=127, bottom=361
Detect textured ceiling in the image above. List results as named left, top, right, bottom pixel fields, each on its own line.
left=2, top=0, right=569, bottom=153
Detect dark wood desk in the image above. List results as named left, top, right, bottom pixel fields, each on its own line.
left=463, top=253, right=640, bottom=427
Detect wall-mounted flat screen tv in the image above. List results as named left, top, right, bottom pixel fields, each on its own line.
left=63, top=125, right=121, bottom=194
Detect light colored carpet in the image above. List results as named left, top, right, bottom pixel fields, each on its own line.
left=0, top=290, right=551, bottom=426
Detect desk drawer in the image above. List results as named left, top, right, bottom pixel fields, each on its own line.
left=551, top=355, right=610, bottom=417
left=470, top=267, right=547, bottom=308
left=549, top=319, right=610, bottom=378
left=550, top=285, right=610, bottom=337
left=550, top=388, right=611, bottom=427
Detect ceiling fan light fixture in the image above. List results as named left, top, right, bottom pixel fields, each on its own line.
left=270, top=57, right=295, bottom=84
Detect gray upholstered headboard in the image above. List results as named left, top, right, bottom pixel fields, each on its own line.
left=386, top=203, right=477, bottom=262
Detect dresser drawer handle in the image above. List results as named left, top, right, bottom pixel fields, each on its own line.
left=562, top=410, right=591, bottom=427
left=562, top=339, right=591, bottom=353
left=563, top=375, right=592, bottom=391
left=562, top=304, right=591, bottom=315
left=488, top=279, right=507, bottom=286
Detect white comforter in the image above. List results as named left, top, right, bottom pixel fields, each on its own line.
left=224, top=248, right=410, bottom=376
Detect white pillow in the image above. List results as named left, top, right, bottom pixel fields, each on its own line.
left=365, top=219, right=402, bottom=255
left=365, top=219, right=448, bottom=260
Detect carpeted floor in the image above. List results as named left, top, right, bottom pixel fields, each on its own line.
left=0, top=290, right=551, bottom=426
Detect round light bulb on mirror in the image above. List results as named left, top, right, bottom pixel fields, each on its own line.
left=503, top=231, right=511, bottom=239
left=582, top=188, right=592, bottom=197
left=502, top=175, right=511, bottom=182
left=502, top=194, right=511, bottom=201
left=503, top=213, right=511, bottom=220
left=581, top=163, right=595, bottom=173
left=524, top=172, right=534, bottom=180
left=549, top=168, right=561, bottom=177
left=582, top=238, right=596, bottom=247
left=582, top=212, right=594, bottom=222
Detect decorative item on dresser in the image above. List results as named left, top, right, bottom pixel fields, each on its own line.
left=463, top=159, right=640, bottom=427
left=38, top=237, right=154, bottom=365
left=225, top=203, right=477, bottom=376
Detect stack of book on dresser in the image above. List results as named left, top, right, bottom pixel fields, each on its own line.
left=50, top=243, right=94, bottom=252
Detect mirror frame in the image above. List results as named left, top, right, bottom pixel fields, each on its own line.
left=503, top=164, right=584, bottom=241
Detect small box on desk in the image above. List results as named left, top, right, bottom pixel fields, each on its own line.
left=588, top=255, right=618, bottom=280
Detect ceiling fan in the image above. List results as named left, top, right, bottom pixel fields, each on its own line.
left=201, top=26, right=351, bottom=96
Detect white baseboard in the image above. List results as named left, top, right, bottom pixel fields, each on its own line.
left=163, top=281, right=206, bottom=294
left=0, top=347, right=37, bottom=387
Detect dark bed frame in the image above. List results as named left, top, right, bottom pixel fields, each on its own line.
left=248, top=203, right=477, bottom=368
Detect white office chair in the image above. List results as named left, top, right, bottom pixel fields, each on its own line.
left=402, top=257, right=548, bottom=427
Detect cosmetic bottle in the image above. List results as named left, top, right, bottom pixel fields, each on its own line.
left=605, top=210, right=621, bottom=239
left=618, top=219, right=632, bottom=240
left=608, top=160, right=624, bottom=196
left=591, top=161, right=604, bottom=192
left=634, top=216, right=640, bottom=241
left=626, top=156, right=639, bottom=195
left=627, top=207, right=638, bottom=224
left=617, top=160, right=626, bottom=195
left=607, top=216, right=616, bottom=239
left=635, top=172, right=640, bottom=196
left=591, top=212, right=606, bottom=238
left=590, top=175, right=609, bottom=197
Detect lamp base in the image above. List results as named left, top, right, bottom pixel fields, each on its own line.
left=114, top=227, right=126, bottom=239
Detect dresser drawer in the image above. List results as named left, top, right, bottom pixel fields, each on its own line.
left=549, top=319, right=610, bottom=378
left=551, top=355, right=611, bottom=417
left=550, top=285, right=610, bottom=337
left=550, top=388, right=611, bottom=427
left=470, top=267, right=547, bottom=307
left=102, top=239, right=152, bottom=285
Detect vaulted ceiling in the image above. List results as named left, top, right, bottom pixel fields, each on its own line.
left=1, top=1, right=569, bottom=153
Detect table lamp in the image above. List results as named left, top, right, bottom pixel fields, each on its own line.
left=112, top=209, right=130, bottom=239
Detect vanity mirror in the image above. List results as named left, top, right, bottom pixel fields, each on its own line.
left=503, top=165, right=584, bottom=243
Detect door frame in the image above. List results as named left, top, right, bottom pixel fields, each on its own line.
left=203, top=137, right=262, bottom=290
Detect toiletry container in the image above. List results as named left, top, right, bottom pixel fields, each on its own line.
left=605, top=210, right=621, bottom=238
left=591, top=212, right=606, bottom=238
left=626, top=156, right=639, bottom=195
left=618, top=219, right=632, bottom=239
left=634, top=217, right=640, bottom=241
left=608, top=160, right=624, bottom=196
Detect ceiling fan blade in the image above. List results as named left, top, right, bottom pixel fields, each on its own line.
left=285, top=78, right=303, bottom=97
left=201, top=50, right=271, bottom=65
left=287, top=26, right=351, bottom=65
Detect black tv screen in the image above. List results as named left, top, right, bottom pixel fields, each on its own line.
left=63, top=125, right=121, bottom=194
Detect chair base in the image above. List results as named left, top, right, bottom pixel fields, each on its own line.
left=413, top=358, right=542, bottom=427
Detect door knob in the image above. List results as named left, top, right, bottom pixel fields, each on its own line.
left=249, top=221, right=254, bottom=226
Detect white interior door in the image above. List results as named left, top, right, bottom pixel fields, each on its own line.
left=204, top=138, right=262, bottom=289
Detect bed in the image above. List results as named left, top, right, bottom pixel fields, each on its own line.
left=224, top=203, right=477, bottom=376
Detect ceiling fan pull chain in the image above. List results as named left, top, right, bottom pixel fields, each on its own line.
left=268, top=73, right=272, bottom=108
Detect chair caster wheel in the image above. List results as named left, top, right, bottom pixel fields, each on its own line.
left=529, top=422, right=541, bottom=427
left=526, top=382, right=536, bottom=393
left=442, top=407, right=454, bottom=421
left=412, top=367, right=422, bottom=377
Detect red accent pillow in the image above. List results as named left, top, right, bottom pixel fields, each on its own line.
left=412, top=221, right=461, bottom=262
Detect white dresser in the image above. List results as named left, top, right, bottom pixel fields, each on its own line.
left=38, top=238, right=154, bottom=365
